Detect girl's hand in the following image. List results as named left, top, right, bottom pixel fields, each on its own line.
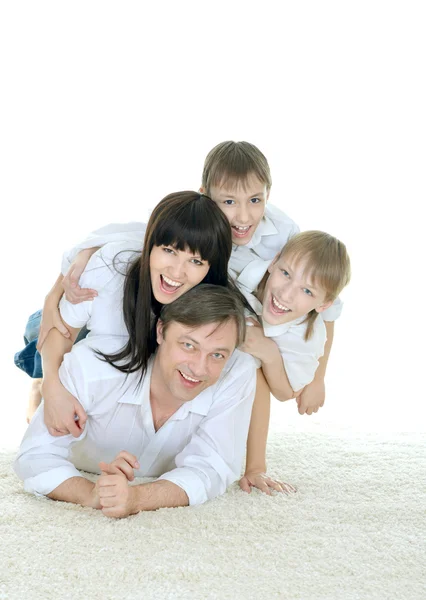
left=239, top=472, right=297, bottom=495
left=296, top=379, right=325, bottom=415
left=42, top=377, right=87, bottom=437
left=62, top=248, right=99, bottom=304
left=241, top=318, right=274, bottom=362
left=37, top=300, right=71, bottom=351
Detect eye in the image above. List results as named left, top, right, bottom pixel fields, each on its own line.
left=303, top=288, right=313, bottom=297
left=162, top=246, right=175, bottom=254
left=182, top=342, right=194, bottom=350
left=211, top=353, right=225, bottom=360
left=190, top=258, right=205, bottom=266
left=250, top=197, right=262, bottom=204
left=281, top=269, right=290, bottom=278
left=224, top=199, right=235, bottom=205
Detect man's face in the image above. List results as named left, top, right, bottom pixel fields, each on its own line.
left=155, top=320, right=238, bottom=403
left=205, top=173, right=269, bottom=246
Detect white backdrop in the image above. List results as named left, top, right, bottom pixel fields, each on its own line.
left=1, top=1, right=425, bottom=448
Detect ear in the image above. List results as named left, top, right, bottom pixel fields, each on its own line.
left=156, top=320, right=164, bottom=345
left=199, top=186, right=205, bottom=194
left=267, top=252, right=280, bottom=274
left=315, top=300, right=333, bottom=314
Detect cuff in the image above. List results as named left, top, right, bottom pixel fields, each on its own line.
left=23, top=465, right=82, bottom=497
left=157, top=468, right=208, bottom=506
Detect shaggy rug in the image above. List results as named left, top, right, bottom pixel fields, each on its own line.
left=1, top=430, right=425, bottom=600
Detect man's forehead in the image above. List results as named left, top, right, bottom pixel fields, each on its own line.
left=171, top=321, right=237, bottom=348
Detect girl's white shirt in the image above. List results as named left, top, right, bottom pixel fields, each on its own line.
left=240, top=283, right=326, bottom=393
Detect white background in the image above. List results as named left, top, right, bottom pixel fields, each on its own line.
left=1, top=1, right=425, bottom=449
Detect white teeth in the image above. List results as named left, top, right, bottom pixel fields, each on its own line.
left=233, top=225, right=250, bottom=231
left=179, top=371, right=200, bottom=383
left=272, top=295, right=291, bottom=312
left=162, top=275, right=182, bottom=287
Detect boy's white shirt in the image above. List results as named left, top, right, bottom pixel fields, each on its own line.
left=62, top=203, right=341, bottom=322
left=240, top=283, right=327, bottom=393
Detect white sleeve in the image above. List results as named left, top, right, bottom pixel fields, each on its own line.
left=274, top=321, right=327, bottom=393
left=61, top=222, right=146, bottom=269
left=59, top=242, right=135, bottom=329
left=13, top=351, right=91, bottom=496
left=321, top=296, right=343, bottom=322
left=157, top=356, right=257, bottom=505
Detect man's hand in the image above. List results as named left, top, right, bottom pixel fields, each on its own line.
left=98, top=453, right=140, bottom=518
left=42, top=378, right=87, bottom=437
left=239, top=472, right=296, bottom=495
left=296, top=378, right=325, bottom=415
left=241, top=318, right=275, bottom=363
left=63, top=248, right=99, bottom=304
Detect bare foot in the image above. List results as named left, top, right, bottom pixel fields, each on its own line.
left=27, top=378, right=43, bottom=423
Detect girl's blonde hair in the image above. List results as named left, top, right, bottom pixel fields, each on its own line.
left=259, top=231, right=351, bottom=340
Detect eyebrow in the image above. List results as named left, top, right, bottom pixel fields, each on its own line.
left=216, top=191, right=265, bottom=199
left=280, top=262, right=319, bottom=291
left=180, top=336, right=231, bottom=354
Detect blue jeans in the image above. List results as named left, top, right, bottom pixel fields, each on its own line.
left=14, top=310, right=88, bottom=379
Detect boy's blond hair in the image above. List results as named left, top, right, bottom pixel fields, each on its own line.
left=202, top=141, right=272, bottom=194
left=259, top=231, right=351, bottom=340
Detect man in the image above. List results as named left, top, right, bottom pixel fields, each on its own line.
left=14, top=285, right=257, bottom=518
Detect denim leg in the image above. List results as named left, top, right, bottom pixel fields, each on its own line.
left=14, top=310, right=89, bottom=379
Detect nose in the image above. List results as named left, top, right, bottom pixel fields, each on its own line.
left=188, top=354, right=209, bottom=380
left=280, top=280, right=295, bottom=303
left=236, top=203, right=250, bottom=224
left=169, top=258, right=186, bottom=281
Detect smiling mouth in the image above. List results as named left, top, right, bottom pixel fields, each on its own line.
left=271, top=294, right=292, bottom=315
left=178, top=370, right=202, bottom=387
left=160, top=275, right=184, bottom=294
left=231, top=225, right=251, bottom=238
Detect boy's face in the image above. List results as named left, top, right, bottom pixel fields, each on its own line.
left=262, top=254, right=332, bottom=325
left=203, top=174, right=269, bottom=246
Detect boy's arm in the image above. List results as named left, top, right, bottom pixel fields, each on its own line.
left=296, top=321, right=334, bottom=415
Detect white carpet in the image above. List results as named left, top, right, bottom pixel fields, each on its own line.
left=1, top=430, right=425, bottom=600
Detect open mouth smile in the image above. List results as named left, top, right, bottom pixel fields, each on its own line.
left=231, top=225, right=252, bottom=238
left=270, top=294, right=292, bottom=315
left=178, top=370, right=202, bottom=388
left=160, top=275, right=184, bottom=294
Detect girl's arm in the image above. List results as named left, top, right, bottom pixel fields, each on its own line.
left=241, top=319, right=295, bottom=402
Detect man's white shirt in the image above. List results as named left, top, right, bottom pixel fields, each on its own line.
left=15, top=336, right=256, bottom=506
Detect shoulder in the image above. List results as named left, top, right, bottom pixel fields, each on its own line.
left=265, top=203, right=300, bottom=235
left=216, top=349, right=257, bottom=387
left=79, top=241, right=141, bottom=291
left=280, top=317, right=326, bottom=357
left=61, top=335, right=130, bottom=383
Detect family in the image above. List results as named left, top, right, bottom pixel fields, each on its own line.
left=14, top=141, right=351, bottom=518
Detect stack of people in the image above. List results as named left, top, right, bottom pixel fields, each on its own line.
left=14, top=141, right=351, bottom=518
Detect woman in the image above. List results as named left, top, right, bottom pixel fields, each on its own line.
left=22, top=191, right=235, bottom=434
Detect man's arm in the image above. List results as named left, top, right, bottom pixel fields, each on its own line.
left=48, top=477, right=100, bottom=509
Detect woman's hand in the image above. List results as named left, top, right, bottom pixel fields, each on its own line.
left=37, top=300, right=71, bottom=351
left=42, top=377, right=87, bottom=437
left=239, top=472, right=297, bottom=495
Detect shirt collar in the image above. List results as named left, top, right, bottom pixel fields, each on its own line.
left=263, top=315, right=306, bottom=338
left=245, top=212, right=278, bottom=249
left=117, top=355, right=214, bottom=417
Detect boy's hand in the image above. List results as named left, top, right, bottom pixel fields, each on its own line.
left=98, top=463, right=138, bottom=518
left=37, top=301, right=71, bottom=351
left=296, top=378, right=325, bottom=415
left=239, top=472, right=296, bottom=495
left=42, top=378, right=87, bottom=437
left=241, top=318, right=275, bottom=362
left=63, top=248, right=99, bottom=304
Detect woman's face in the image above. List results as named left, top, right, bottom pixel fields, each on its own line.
left=150, top=245, right=210, bottom=304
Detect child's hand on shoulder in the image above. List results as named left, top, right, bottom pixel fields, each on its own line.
left=241, top=318, right=274, bottom=362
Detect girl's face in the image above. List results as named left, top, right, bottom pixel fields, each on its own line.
left=150, top=245, right=210, bottom=304
left=261, top=253, right=332, bottom=325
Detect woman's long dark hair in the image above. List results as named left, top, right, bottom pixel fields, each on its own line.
left=97, top=191, right=234, bottom=379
